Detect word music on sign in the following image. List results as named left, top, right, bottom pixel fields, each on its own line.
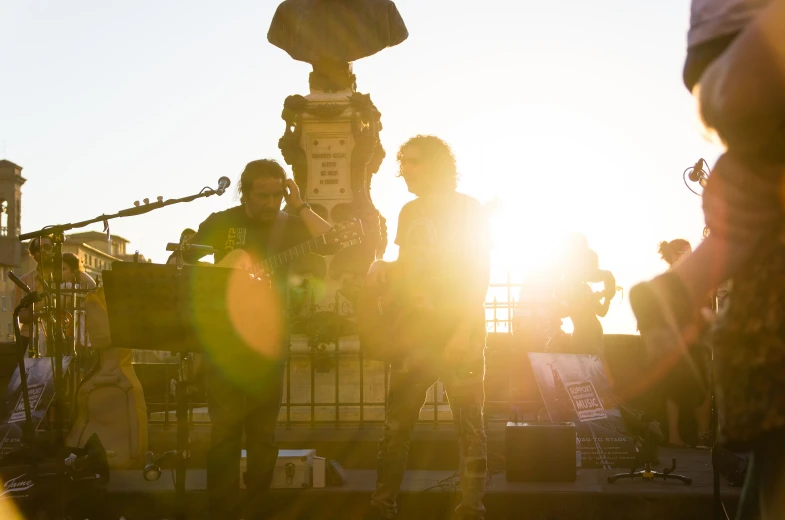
left=566, top=381, right=607, bottom=422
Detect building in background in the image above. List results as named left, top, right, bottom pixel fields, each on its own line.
left=0, top=160, right=26, bottom=341
left=62, top=231, right=150, bottom=282
left=0, top=159, right=150, bottom=340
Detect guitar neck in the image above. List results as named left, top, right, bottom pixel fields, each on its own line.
left=255, top=234, right=327, bottom=274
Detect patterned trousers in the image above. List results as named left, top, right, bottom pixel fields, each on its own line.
left=371, top=353, right=488, bottom=519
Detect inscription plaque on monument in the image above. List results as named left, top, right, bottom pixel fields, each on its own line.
left=306, top=134, right=352, bottom=201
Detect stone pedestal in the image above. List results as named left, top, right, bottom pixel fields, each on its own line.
left=269, top=0, right=407, bottom=414
left=278, top=68, right=387, bottom=374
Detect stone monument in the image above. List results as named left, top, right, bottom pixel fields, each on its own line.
left=268, top=0, right=409, bottom=423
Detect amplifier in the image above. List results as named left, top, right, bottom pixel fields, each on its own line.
left=505, top=422, right=577, bottom=482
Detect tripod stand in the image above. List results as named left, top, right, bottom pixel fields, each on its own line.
left=608, top=406, right=692, bottom=485
left=608, top=457, right=692, bottom=485
left=140, top=353, right=202, bottom=520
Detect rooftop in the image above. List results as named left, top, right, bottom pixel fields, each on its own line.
left=67, top=230, right=130, bottom=244
left=0, top=159, right=23, bottom=170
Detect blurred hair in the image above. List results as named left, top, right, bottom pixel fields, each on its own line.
left=238, top=159, right=287, bottom=202
left=180, top=228, right=197, bottom=241
left=396, top=135, right=459, bottom=189
left=62, top=252, right=83, bottom=273
left=658, top=238, right=691, bottom=265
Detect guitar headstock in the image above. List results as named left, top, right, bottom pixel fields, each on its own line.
left=326, top=218, right=364, bottom=245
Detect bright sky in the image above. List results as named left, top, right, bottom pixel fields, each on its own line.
left=0, top=0, right=722, bottom=334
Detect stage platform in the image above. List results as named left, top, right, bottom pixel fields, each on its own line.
left=104, top=446, right=739, bottom=520
left=108, top=423, right=742, bottom=520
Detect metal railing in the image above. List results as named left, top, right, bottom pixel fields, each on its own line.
left=139, top=277, right=535, bottom=430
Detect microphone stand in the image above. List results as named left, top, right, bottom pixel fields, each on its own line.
left=17, top=181, right=227, bottom=519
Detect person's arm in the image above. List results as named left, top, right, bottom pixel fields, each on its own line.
left=80, top=272, right=97, bottom=289
left=592, top=269, right=616, bottom=318
left=284, top=179, right=333, bottom=238
left=698, top=0, right=785, bottom=155
left=595, top=292, right=613, bottom=318
left=367, top=204, right=411, bottom=286
left=180, top=214, right=218, bottom=265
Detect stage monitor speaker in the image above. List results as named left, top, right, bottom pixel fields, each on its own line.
left=506, top=422, right=576, bottom=482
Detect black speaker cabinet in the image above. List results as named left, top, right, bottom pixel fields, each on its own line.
left=506, top=422, right=577, bottom=482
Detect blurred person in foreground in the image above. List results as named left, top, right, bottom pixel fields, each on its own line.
left=630, top=1, right=785, bottom=517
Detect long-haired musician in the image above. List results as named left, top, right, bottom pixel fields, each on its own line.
left=182, top=159, right=334, bottom=519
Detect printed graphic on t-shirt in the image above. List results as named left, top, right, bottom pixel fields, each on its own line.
left=225, top=227, right=247, bottom=252
left=403, top=217, right=437, bottom=260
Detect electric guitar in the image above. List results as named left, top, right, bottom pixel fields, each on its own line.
left=214, top=219, right=363, bottom=275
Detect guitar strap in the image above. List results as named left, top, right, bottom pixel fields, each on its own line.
left=266, top=210, right=289, bottom=258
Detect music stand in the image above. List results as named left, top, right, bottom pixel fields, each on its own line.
left=103, top=262, right=273, bottom=520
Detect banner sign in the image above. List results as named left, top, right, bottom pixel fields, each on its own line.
left=528, top=352, right=635, bottom=469
left=0, top=357, right=72, bottom=458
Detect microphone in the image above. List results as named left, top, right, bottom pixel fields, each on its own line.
left=688, top=158, right=704, bottom=182
left=216, top=176, right=231, bottom=196
left=7, top=271, right=32, bottom=295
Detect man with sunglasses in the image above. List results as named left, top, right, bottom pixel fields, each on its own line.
left=13, top=236, right=54, bottom=356
left=181, top=159, right=334, bottom=520
left=364, top=135, right=492, bottom=520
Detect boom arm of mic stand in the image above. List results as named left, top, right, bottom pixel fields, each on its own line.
left=19, top=186, right=225, bottom=242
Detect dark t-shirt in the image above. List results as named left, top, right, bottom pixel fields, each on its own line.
left=394, top=192, right=491, bottom=338
left=185, top=205, right=312, bottom=290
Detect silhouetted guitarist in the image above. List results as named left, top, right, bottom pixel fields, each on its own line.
left=362, top=135, right=491, bottom=520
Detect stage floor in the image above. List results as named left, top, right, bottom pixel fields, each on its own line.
left=102, top=446, right=740, bottom=520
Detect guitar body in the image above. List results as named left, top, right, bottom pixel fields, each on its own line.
left=66, top=288, right=148, bottom=470
left=356, top=266, right=457, bottom=365
left=216, top=248, right=256, bottom=271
